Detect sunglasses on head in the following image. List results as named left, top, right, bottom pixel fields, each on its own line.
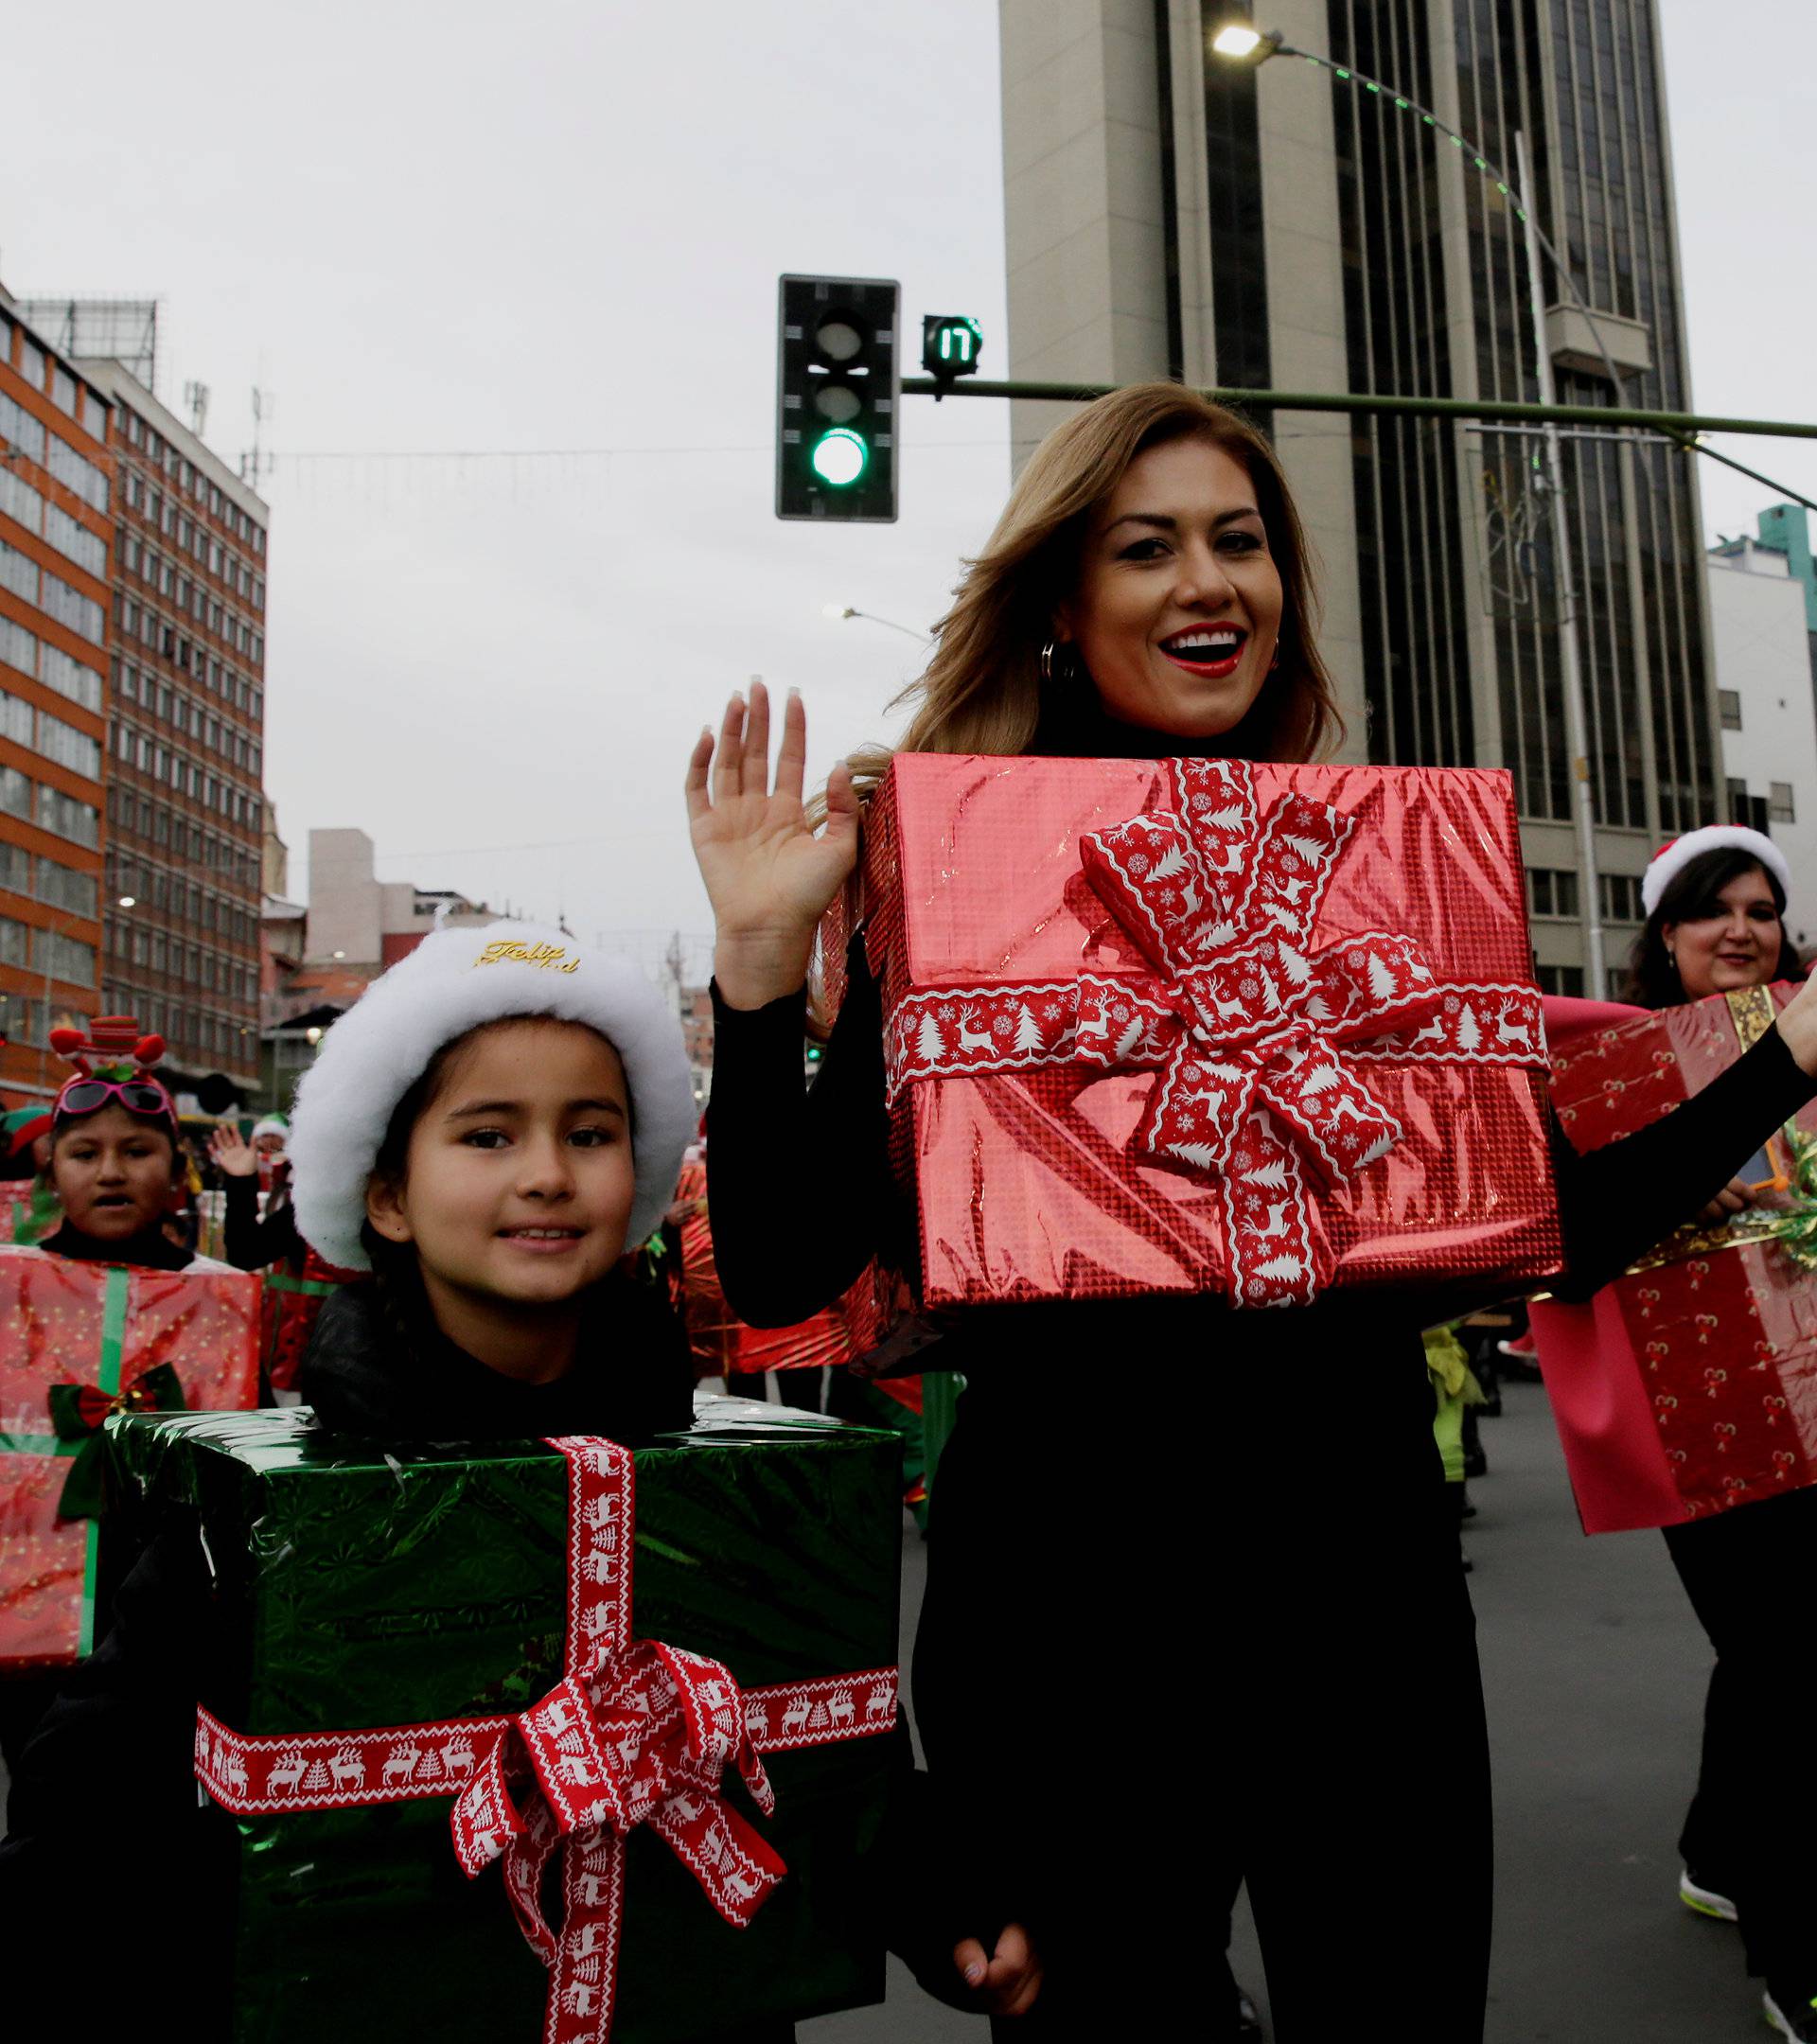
left=56, top=1077, right=173, bottom=1120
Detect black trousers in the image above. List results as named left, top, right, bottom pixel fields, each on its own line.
left=1665, top=1482, right=1817, bottom=1979
left=916, top=1352, right=1490, bottom=2043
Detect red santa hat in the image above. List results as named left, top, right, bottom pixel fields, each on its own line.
left=1639, top=826, right=1792, bottom=920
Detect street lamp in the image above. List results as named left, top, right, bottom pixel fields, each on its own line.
left=820, top=602, right=933, bottom=647
left=1209, top=22, right=1278, bottom=62
left=116, top=894, right=136, bottom=909
left=1210, top=26, right=1617, bottom=993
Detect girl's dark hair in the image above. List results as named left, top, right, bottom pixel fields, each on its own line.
left=1619, top=846, right=1798, bottom=1010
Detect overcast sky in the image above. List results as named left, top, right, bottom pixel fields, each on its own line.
left=3, top=0, right=1812, bottom=957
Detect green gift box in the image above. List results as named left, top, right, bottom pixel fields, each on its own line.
left=102, top=1400, right=903, bottom=2043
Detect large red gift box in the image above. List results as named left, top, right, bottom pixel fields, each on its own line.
left=1533, top=984, right=1817, bottom=1532
left=824, top=754, right=1561, bottom=1338
left=0, top=1245, right=260, bottom=1667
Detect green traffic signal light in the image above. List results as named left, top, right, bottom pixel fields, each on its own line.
left=809, top=428, right=869, bottom=487
left=777, top=274, right=899, bottom=523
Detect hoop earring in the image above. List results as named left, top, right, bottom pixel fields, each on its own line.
left=1039, top=641, right=1057, bottom=682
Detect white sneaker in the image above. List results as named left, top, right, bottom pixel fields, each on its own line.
left=1678, top=1868, right=1738, bottom=1922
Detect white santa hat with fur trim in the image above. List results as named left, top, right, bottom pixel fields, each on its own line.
left=288, top=921, right=695, bottom=1271
left=1639, top=826, right=1792, bottom=919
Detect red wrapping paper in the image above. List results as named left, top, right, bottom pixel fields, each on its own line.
left=825, top=754, right=1561, bottom=1340
left=1533, top=985, right=1817, bottom=1531
left=0, top=1246, right=260, bottom=1666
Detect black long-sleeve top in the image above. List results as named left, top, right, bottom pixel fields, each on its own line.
left=221, top=1172, right=303, bottom=1271
left=37, top=1218, right=194, bottom=1271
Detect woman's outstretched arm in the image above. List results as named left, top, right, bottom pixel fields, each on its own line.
left=1551, top=996, right=1817, bottom=1299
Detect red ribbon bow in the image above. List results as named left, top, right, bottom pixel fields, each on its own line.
left=195, top=1436, right=896, bottom=2043
left=448, top=1440, right=786, bottom=2042
left=883, top=760, right=1544, bottom=1307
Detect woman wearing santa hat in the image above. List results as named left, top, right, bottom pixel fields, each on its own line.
left=1606, top=824, right=1814, bottom=2040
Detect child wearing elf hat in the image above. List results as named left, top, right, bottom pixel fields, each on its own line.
left=31, top=1017, right=194, bottom=1272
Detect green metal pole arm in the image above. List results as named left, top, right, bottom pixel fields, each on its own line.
left=898, top=377, right=1817, bottom=442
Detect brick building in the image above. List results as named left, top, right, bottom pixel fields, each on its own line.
left=81, top=359, right=269, bottom=1101
left=0, top=297, right=112, bottom=1101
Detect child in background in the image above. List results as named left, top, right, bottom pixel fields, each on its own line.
left=0, top=1104, right=59, bottom=1242
left=0, top=1021, right=190, bottom=1771
left=208, top=1113, right=300, bottom=1269
left=32, top=1019, right=191, bottom=1272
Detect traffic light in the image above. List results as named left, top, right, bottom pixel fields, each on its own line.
left=776, top=275, right=899, bottom=522
left=922, top=315, right=983, bottom=381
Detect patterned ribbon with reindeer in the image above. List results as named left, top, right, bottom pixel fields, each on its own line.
left=195, top=1436, right=896, bottom=2044
left=883, top=758, right=1546, bottom=1308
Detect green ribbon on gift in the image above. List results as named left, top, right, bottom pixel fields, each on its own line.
left=265, top=1270, right=341, bottom=1298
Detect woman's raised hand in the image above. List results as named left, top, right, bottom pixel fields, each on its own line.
left=685, top=682, right=859, bottom=1011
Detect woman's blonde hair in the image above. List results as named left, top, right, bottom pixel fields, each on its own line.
left=850, top=381, right=1344, bottom=786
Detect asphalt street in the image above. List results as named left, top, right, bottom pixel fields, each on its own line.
left=805, top=1378, right=1768, bottom=2042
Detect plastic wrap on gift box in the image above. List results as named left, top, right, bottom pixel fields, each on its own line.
left=1535, top=983, right=1817, bottom=1531
left=824, top=753, right=1561, bottom=1335
left=0, top=1246, right=259, bottom=1667
left=102, top=1398, right=901, bottom=2043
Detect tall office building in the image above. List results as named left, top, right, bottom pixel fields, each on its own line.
left=999, top=0, right=1718, bottom=992
left=80, top=357, right=269, bottom=1101
left=0, top=295, right=112, bottom=1100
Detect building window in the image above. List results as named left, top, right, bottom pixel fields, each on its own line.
left=1771, top=783, right=1797, bottom=823
left=40, top=929, right=96, bottom=988
left=1527, top=868, right=1580, bottom=920
left=1599, top=873, right=1645, bottom=924
left=1719, top=689, right=1742, bottom=731
left=1535, top=963, right=1586, bottom=996
left=36, top=784, right=100, bottom=849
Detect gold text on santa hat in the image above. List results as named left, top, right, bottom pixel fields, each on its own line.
left=473, top=940, right=581, bottom=975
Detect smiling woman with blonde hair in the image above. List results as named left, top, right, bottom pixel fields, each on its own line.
left=684, top=383, right=1817, bottom=2041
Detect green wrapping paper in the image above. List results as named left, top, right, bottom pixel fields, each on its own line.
left=102, top=1402, right=903, bottom=2043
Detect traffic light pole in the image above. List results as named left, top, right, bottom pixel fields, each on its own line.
left=899, top=378, right=1817, bottom=443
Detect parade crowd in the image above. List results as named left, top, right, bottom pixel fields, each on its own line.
left=3, top=383, right=1816, bottom=2041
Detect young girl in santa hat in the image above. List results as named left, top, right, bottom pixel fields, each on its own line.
left=2, top=928, right=989, bottom=2041
left=280, top=920, right=699, bottom=1436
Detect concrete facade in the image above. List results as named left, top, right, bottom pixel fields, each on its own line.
left=997, top=1, right=1719, bottom=996
left=1707, top=540, right=1817, bottom=949
left=302, top=827, right=492, bottom=970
